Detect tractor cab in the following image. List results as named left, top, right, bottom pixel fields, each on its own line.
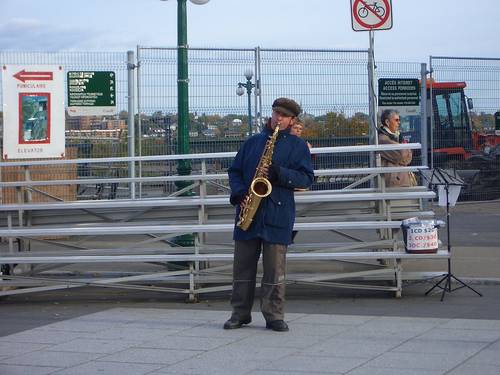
left=399, top=81, right=474, bottom=165
left=431, top=82, right=473, bottom=157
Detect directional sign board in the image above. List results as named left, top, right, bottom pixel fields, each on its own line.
left=67, top=71, right=116, bottom=116
left=351, top=0, right=393, bottom=31
left=2, top=65, right=65, bottom=159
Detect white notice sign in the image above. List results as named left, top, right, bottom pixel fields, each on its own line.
left=2, top=65, right=65, bottom=159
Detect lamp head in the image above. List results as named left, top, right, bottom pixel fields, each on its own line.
left=244, top=69, right=253, bottom=80
left=236, top=86, right=245, bottom=96
left=160, top=0, right=210, bottom=4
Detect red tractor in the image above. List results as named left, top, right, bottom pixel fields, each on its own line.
left=401, top=81, right=500, bottom=199
left=401, top=81, right=499, bottom=159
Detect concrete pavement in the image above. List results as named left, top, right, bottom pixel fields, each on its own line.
left=1, top=306, right=500, bottom=375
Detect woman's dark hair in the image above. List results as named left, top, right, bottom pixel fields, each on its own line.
left=380, top=109, right=398, bottom=127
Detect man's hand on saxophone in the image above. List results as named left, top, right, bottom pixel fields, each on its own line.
left=261, top=165, right=269, bottom=179
left=261, top=164, right=280, bottom=184
left=240, top=195, right=249, bottom=209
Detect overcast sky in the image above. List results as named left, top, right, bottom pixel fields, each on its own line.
left=0, top=0, right=498, bottom=62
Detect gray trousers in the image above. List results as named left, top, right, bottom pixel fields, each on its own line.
left=230, top=239, right=287, bottom=322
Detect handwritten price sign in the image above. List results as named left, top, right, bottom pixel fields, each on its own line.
left=405, top=226, right=438, bottom=253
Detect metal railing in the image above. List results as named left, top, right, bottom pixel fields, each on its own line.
left=0, top=143, right=421, bottom=202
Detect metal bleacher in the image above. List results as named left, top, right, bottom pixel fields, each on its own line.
left=0, top=143, right=448, bottom=300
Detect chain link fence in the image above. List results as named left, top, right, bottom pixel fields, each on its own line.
left=136, top=47, right=371, bottom=154
left=1, top=50, right=499, bottom=201
left=135, top=47, right=373, bottom=193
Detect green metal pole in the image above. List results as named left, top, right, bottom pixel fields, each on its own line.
left=177, top=0, right=190, bottom=177
left=246, top=82, right=252, bottom=136
left=174, top=0, right=194, bottom=248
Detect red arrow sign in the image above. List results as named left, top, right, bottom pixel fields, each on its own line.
left=13, top=70, right=53, bottom=83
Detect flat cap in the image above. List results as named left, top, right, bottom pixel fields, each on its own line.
left=272, top=97, right=302, bottom=117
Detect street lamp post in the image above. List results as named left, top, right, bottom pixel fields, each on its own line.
left=161, top=0, right=209, bottom=249
left=236, top=69, right=255, bottom=136
left=161, top=0, right=209, bottom=177
left=176, top=0, right=190, bottom=178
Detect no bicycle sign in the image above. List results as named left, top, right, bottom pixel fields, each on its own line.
left=351, top=0, right=393, bottom=31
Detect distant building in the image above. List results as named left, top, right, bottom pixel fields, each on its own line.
left=66, top=129, right=122, bottom=139
left=224, top=129, right=242, bottom=138
left=68, top=116, right=126, bottom=131
left=232, top=119, right=242, bottom=127
left=73, top=116, right=102, bottom=130
left=202, top=129, right=216, bottom=137
left=103, top=119, right=126, bottom=130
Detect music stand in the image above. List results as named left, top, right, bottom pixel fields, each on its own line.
left=420, top=168, right=482, bottom=301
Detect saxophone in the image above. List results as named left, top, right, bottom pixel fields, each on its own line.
left=237, top=124, right=280, bottom=231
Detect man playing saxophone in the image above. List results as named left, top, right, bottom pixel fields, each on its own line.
left=224, top=97, right=314, bottom=332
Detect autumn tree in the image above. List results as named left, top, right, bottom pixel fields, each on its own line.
left=348, top=112, right=369, bottom=136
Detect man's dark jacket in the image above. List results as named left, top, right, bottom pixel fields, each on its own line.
left=228, top=127, right=314, bottom=245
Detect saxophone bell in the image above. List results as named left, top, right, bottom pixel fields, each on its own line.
left=250, top=177, right=272, bottom=198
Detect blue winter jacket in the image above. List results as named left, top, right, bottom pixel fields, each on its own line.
left=228, top=127, right=314, bottom=245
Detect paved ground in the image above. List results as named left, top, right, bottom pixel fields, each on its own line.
left=1, top=305, right=500, bottom=375
left=1, top=281, right=498, bottom=335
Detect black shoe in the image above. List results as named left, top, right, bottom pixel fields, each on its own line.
left=266, top=320, right=289, bottom=332
left=223, top=316, right=251, bottom=330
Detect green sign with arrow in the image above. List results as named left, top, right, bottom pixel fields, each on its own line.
left=67, top=71, right=116, bottom=116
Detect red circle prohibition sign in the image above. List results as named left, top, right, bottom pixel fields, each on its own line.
left=353, top=0, right=391, bottom=29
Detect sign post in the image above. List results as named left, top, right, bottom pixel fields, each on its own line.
left=2, top=65, right=65, bottom=159
left=350, top=0, right=393, bottom=153
left=67, top=71, right=116, bottom=116
left=495, top=111, right=500, bottom=136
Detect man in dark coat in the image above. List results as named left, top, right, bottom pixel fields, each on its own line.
left=224, top=98, right=314, bottom=332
